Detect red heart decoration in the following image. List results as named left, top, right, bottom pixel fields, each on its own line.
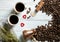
left=22, top=15, right=26, bottom=19
left=20, top=23, right=25, bottom=27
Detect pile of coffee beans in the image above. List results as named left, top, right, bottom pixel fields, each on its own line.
left=33, top=0, right=60, bottom=41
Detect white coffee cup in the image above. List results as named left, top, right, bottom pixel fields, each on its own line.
left=8, top=14, right=19, bottom=25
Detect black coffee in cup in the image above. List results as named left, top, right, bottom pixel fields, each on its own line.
left=8, top=15, right=19, bottom=25
left=15, top=2, right=25, bottom=12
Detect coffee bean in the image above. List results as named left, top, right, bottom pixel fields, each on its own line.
left=33, top=0, right=60, bottom=41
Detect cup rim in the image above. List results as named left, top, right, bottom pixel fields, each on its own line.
left=14, top=2, right=25, bottom=13
left=8, top=14, right=18, bottom=26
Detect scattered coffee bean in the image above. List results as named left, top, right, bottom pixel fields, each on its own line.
left=27, top=16, right=31, bottom=19
left=33, top=0, right=60, bottom=41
